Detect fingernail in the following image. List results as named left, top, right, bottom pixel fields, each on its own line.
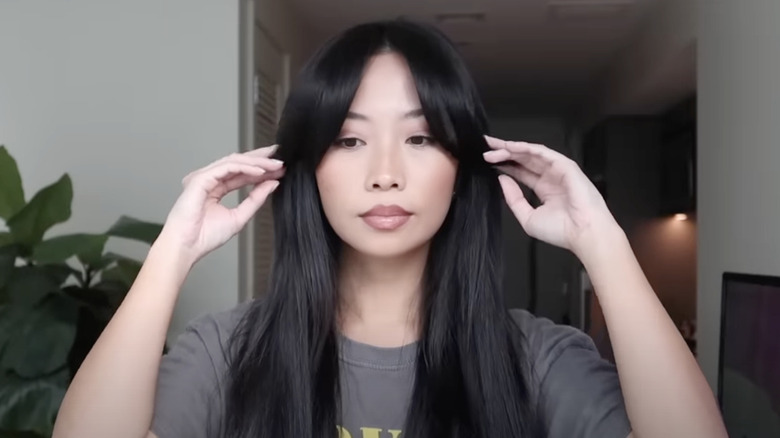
left=270, top=158, right=284, bottom=165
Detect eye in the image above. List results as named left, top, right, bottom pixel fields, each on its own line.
left=333, top=137, right=365, bottom=149
left=407, top=135, right=437, bottom=147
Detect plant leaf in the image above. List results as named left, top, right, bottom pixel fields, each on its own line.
left=0, top=147, right=25, bottom=221
left=32, top=233, right=107, bottom=266
left=61, top=285, right=110, bottom=312
left=0, top=304, right=27, bottom=355
left=38, top=263, right=78, bottom=287
left=0, top=368, right=69, bottom=437
left=106, top=216, right=163, bottom=245
left=6, top=175, right=72, bottom=247
left=0, top=233, right=14, bottom=247
left=0, top=246, right=18, bottom=292
left=0, top=429, right=49, bottom=438
left=100, top=254, right=142, bottom=288
left=88, top=280, right=129, bottom=310
left=3, top=266, right=62, bottom=310
left=88, top=252, right=121, bottom=272
left=0, top=295, right=79, bottom=378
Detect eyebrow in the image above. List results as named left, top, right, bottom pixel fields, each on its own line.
left=345, top=108, right=425, bottom=121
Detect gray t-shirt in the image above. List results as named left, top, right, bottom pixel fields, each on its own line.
left=152, top=302, right=631, bottom=438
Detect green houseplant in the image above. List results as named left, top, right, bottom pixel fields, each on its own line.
left=0, top=146, right=164, bottom=437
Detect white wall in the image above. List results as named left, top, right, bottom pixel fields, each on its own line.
left=0, top=0, right=242, bottom=341
left=581, top=0, right=696, bottom=124
left=256, top=0, right=317, bottom=80
left=632, top=218, right=697, bottom=324
left=698, top=0, right=780, bottom=391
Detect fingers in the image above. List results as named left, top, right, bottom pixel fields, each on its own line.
left=210, top=167, right=285, bottom=199
left=484, top=148, right=542, bottom=189
left=483, top=143, right=549, bottom=175
left=245, top=143, right=279, bottom=158
left=186, top=162, right=278, bottom=197
left=204, top=153, right=283, bottom=175
left=498, top=175, right=534, bottom=228
left=484, top=135, right=569, bottom=174
left=496, top=163, right=540, bottom=190
left=231, top=179, right=281, bottom=227
left=184, top=148, right=284, bottom=188
left=485, top=135, right=547, bottom=154
left=482, top=147, right=511, bottom=163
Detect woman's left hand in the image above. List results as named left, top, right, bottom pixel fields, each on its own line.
left=482, top=135, right=622, bottom=258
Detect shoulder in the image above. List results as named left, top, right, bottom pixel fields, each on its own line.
left=172, top=299, right=261, bottom=371
left=158, top=299, right=257, bottom=387
left=508, top=308, right=598, bottom=376
left=151, top=300, right=257, bottom=438
left=178, top=300, right=254, bottom=347
left=508, top=309, right=632, bottom=438
left=507, top=307, right=590, bottom=344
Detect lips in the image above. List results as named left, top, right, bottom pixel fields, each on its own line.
left=360, top=205, right=411, bottom=217
left=359, top=204, right=412, bottom=231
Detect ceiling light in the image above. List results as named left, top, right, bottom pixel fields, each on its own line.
left=547, top=0, right=635, bottom=20
left=434, top=12, right=486, bottom=24
left=547, top=0, right=635, bottom=5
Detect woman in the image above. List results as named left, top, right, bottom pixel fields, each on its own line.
left=53, top=20, right=726, bottom=438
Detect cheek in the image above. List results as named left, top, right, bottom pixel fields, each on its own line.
left=417, top=154, right=458, bottom=213
left=315, top=151, right=342, bottom=207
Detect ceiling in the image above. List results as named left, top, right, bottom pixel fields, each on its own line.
left=287, top=0, right=667, bottom=116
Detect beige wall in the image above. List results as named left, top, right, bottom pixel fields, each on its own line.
left=256, top=0, right=318, bottom=79
left=698, top=0, right=780, bottom=390
left=0, top=0, right=242, bottom=341
left=583, top=0, right=697, bottom=123
left=632, top=217, right=697, bottom=325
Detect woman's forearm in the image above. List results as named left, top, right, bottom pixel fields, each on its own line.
left=580, top=227, right=727, bottom=438
left=53, top=236, right=192, bottom=438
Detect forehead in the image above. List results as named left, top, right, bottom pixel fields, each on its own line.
left=349, top=52, right=422, bottom=112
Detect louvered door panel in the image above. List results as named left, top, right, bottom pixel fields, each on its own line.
left=253, top=70, right=280, bottom=297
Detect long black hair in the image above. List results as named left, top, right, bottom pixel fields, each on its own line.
left=222, top=20, right=542, bottom=438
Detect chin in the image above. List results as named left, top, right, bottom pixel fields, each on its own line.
left=339, top=228, right=434, bottom=260
left=349, top=241, right=427, bottom=260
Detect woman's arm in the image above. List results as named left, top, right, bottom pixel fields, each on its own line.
left=52, top=145, right=283, bottom=438
left=53, top=238, right=190, bottom=438
left=482, top=135, right=727, bottom=438
left=580, top=225, right=726, bottom=438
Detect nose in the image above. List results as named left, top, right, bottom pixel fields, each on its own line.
left=365, top=142, right=406, bottom=191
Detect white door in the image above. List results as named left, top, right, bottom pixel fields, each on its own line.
left=247, top=22, right=288, bottom=299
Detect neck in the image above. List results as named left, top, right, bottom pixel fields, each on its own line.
left=337, top=243, right=429, bottom=347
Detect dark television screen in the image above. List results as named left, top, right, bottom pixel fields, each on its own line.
left=718, top=272, right=780, bottom=437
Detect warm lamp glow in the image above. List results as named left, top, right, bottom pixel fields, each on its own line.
left=674, top=214, right=688, bottom=221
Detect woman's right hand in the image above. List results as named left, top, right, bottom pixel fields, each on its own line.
left=157, top=144, right=284, bottom=267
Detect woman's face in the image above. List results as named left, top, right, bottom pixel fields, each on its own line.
left=316, top=52, right=458, bottom=259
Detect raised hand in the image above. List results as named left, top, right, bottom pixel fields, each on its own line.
left=482, top=135, right=619, bottom=258
left=159, top=144, right=284, bottom=266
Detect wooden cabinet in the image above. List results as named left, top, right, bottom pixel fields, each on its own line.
left=659, top=97, right=697, bottom=216
left=582, top=96, right=697, bottom=219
